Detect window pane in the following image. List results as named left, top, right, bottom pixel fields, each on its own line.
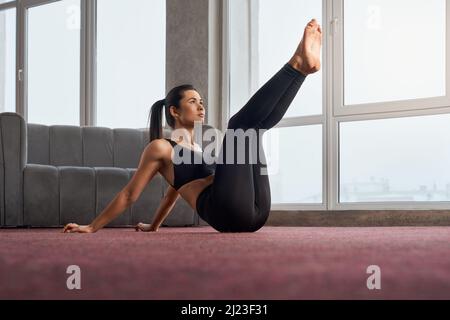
left=340, top=114, right=450, bottom=202
left=264, top=125, right=323, bottom=204
left=27, top=0, right=80, bottom=126
left=344, top=0, right=446, bottom=105
left=0, top=8, right=15, bottom=113
left=229, top=0, right=251, bottom=119
left=230, top=0, right=322, bottom=118
left=96, top=0, right=166, bottom=129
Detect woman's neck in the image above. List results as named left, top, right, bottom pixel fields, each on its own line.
left=171, top=126, right=195, bottom=146
left=170, top=126, right=203, bottom=153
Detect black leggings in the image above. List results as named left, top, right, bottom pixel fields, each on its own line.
left=196, top=63, right=307, bottom=232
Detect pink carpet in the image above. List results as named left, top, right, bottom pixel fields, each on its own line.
left=1, top=226, right=450, bottom=300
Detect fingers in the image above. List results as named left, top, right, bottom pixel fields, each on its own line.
left=63, top=223, right=78, bottom=233
left=62, top=223, right=71, bottom=233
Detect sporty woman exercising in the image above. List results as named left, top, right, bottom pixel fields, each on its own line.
left=63, top=19, right=322, bottom=234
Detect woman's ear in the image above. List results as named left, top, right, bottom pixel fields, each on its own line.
left=169, top=106, right=179, bottom=118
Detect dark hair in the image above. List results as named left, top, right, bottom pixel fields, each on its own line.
left=148, top=84, right=197, bottom=143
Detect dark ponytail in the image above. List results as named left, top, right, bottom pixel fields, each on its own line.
left=147, top=84, right=198, bottom=143
left=149, top=99, right=165, bottom=142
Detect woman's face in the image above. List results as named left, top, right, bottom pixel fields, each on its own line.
left=170, top=90, right=205, bottom=127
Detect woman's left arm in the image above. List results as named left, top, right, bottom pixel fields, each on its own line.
left=148, top=186, right=180, bottom=231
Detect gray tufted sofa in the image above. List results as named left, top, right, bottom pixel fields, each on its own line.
left=0, top=112, right=213, bottom=228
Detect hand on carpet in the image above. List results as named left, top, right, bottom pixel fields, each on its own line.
left=62, top=223, right=95, bottom=233
left=135, top=222, right=158, bottom=232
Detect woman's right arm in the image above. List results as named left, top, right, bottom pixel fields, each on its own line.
left=62, top=190, right=131, bottom=233
left=62, top=140, right=168, bottom=233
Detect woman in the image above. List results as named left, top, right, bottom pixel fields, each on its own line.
left=63, top=19, right=322, bottom=234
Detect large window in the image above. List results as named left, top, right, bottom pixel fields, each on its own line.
left=227, top=0, right=450, bottom=210
left=96, top=0, right=166, bottom=129
left=343, top=0, right=446, bottom=106
left=264, top=125, right=323, bottom=204
left=27, top=0, right=81, bottom=126
left=0, top=6, right=15, bottom=113
left=340, top=113, right=450, bottom=202
left=5, top=0, right=165, bottom=128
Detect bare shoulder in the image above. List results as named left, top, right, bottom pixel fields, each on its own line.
left=143, top=139, right=172, bottom=161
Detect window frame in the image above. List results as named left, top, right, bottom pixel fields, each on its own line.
left=14, top=0, right=165, bottom=128
left=331, top=0, right=450, bottom=210
left=16, top=0, right=84, bottom=124
left=0, top=1, right=17, bottom=113
left=332, top=0, right=450, bottom=117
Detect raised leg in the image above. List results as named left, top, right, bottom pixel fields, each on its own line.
left=227, top=19, right=322, bottom=131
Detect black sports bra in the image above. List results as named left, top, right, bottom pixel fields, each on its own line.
left=165, top=138, right=216, bottom=190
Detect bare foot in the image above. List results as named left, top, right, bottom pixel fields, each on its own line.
left=289, top=19, right=322, bottom=75
left=135, top=222, right=157, bottom=232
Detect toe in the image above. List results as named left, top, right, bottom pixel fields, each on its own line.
left=307, top=21, right=319, bottom=33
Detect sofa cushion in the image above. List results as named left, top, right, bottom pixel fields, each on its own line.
left=27, top=123, right=50, bottom=165
left=59, top=166, right=96, bottom=225
left=82, top=127, right=114, bottom=167
left=23, top=164, right=59, bottom=227
left=94, top=167, right=132, bottom=226
left=50, top=125, right=83, bottom=167
left=113, top=129, right=145, bottom=169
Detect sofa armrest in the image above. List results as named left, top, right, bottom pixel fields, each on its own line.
left=0, top=112, right=27, bottom=226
